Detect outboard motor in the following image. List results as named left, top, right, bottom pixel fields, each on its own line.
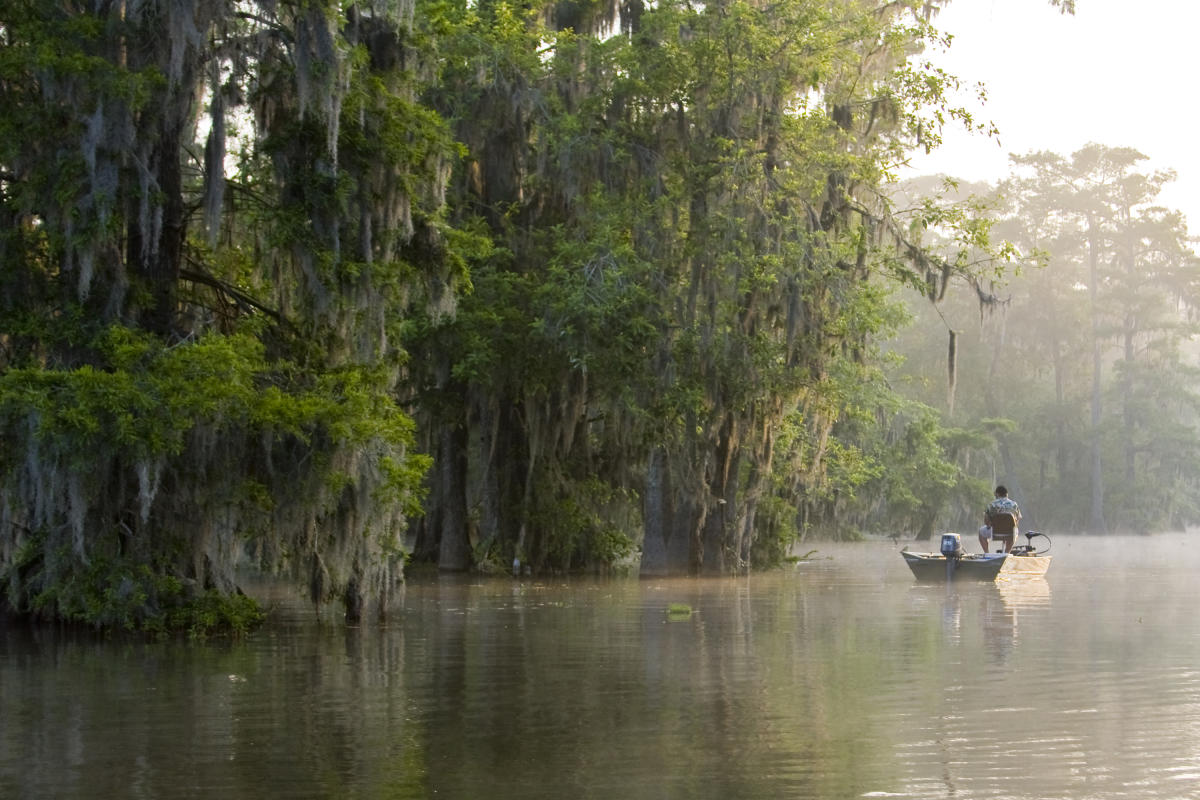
left=940, top=533, right=963, bottom=559
left=940, top=532, right=963, bottom=582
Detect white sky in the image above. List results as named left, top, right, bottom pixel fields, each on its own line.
left=907, top=0, right=1200, bottom=231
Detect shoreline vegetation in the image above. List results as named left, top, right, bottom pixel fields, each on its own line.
left=4, top=1, right=1199, bottom=635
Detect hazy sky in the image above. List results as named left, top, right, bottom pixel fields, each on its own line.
left=908, top=0, right=1199, bottom=230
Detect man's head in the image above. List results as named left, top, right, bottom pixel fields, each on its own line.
left=994, top=485, right=1008, bottom=497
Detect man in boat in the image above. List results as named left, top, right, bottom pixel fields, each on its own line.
left=982, top=485, right=1021, bottom=553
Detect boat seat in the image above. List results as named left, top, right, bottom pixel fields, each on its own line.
left=988, top=512, right=1017, bottom=552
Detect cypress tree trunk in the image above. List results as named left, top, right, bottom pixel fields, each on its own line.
left=140, top=124, right=186, bottom=334
left=700, top=414, right=740, bottom=575
left=437, top=419, right=471, bottom=571
left=1122, top=315, right=1136, bottom=485
left=474, top=396, right=502, bottom=554
left=676, top=493, right=704, bottom=575
left=641, top=447, right=671, bottom=576
left=1048, top=288, right=1070, bottom=485
left=1086, top=220, right=1108, bottom=533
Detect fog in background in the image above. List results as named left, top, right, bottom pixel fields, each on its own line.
left=885, top=3, right=1200, bottom=537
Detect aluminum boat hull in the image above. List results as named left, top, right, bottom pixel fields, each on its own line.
left=902, top=550, right=1051, bottom=582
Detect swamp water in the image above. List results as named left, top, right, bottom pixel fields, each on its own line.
left=4, top=533, right=1200, bottom=799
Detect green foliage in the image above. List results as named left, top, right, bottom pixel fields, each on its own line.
left=14, top=539, right=264, bottom=637
left=530, top=479, right=637, bottom=572
left=0, top=320, right=428, bottom=628
left=750, top=492, right=806, bottom=565
left=164, top=590, right=266, bottom=639
left=0, top=327, right=420, bottom=464
left=409, top=0, right=1028, bottom=574
left=0, top=1, right=462, bottom=629
left=666, top=603, right=692, bottom=620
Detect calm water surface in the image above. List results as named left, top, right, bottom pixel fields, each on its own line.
left=4, top=533, right=1200, bottom=799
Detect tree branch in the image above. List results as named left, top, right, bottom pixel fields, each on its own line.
left=179, top=260, right=298, bottom=334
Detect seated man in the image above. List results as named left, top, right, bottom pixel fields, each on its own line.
left=984, top=485, right=1021, bottom=553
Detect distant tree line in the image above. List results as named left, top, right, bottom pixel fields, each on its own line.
left=882, top=145, right=1200, bottom=538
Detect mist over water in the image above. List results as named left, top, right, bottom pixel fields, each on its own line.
left=4, top=533, right=1200, bottom=799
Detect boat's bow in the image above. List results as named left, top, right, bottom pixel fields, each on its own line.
left=1000, top=553, right=1051, bottom=578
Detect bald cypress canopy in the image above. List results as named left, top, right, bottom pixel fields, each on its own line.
left=0, top=0, right=1016, bottom=629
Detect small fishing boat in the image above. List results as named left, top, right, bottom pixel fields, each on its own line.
left=902, top=532, right=1052, bottom=583
left=902, top=549, right=1009, bottom=581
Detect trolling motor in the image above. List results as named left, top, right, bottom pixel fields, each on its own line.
left=1010, top=531, right=1051, bottom=557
